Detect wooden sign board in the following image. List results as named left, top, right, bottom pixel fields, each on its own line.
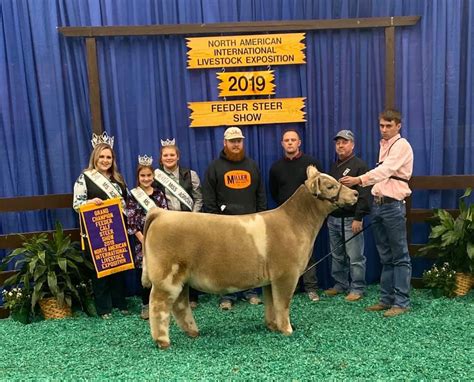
left=217, top=71, right=275, bottom=97
left=188, top=98, right=306, bottom=127
left=187, top=33, right=305, bottom=69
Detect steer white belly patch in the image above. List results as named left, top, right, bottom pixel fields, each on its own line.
left=239, top=215, right=267, bottom=258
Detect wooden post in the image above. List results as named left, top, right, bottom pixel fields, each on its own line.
left=385, top=25, right=396, bottom=109
left=86, top=38, right=103, bottom=135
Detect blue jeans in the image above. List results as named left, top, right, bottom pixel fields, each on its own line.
left=327, top=216, right=366, bottom=294
left=371, top=201, right=412, bottom=308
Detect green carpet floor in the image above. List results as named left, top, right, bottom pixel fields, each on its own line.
left=0, top=286, right=473, bottom=380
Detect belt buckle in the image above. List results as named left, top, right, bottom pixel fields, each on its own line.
left=374, top=196, right=383, bottom=205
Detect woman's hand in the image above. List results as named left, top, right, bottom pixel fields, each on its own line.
left=88, top=198, right=104, bottom=205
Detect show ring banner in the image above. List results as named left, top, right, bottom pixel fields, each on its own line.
left=80, top=198, right=134, bottom=278
left=189, top=98, right=306, bottom=127
left=187, top=33, right=305, bottom=69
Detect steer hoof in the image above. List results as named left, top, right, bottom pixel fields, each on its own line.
left=281, top=327, right=294, bottom=336
left=187, top=330, right=200, bottom=338
left=266, top=322, right=278, bottom=332
left=155, top=340, right=171, bottom=350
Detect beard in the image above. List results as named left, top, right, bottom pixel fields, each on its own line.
left=223, top=146, right=245, bottom=162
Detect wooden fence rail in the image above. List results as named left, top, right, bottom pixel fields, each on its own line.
left=406, top=175, right=474, bottom=287
left=1, top=176, right=472, bottom=317
left=0, top=193, right=79, bottom=318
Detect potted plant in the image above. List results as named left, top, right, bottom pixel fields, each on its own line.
left=422, top=262, right=457, bottom=298
left=419, top=188, right=474, bottom=296
left=1, top=287, right=31, bottom=324
left=1, top=222, right=94, bottom=319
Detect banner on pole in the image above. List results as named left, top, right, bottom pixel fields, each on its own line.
left=80, top=198, right=134, bottom=278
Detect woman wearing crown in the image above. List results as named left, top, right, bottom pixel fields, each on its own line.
left=73, top=132, right=129, bottom=319
left=154, top=138, right=203, bottom=307
left=125, top=155, right=168, bottom=320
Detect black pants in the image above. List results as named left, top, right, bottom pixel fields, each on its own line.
left=91, top=271, right=127, bottom=315
left=136, top=268, right=150, bottom=305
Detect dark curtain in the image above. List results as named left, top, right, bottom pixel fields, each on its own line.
left=1, top=0, right=473, bottom=288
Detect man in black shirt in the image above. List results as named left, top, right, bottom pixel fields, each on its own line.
left=269, top=129, right=323, bottom=301
left=203, top=126, right=266, bottom=310
left=325, top=130, right=371, bottom=301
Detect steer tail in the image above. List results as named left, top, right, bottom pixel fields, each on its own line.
left=141, top=208, right=161, bottom=289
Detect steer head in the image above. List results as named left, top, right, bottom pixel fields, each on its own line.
left=304, top=166, right=358, bottom=207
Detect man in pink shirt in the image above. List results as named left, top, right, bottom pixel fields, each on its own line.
left=340, top=109, right=414, bottom=317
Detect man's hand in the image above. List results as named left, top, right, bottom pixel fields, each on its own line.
left=352, top=220, right=363, bottom=234
left=340, top=176, right=360, bottom=187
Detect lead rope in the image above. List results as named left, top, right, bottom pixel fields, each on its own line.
left=301, top=221, right=374, bottom=276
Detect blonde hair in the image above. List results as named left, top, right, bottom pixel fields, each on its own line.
left=86, top=143, right=126, bottom=188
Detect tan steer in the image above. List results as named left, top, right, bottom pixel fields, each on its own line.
left=142, top=166, right=358, bottom=349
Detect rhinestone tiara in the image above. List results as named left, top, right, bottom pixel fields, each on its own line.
left=160, top=138, right=176, bottom=147
left=138, top=154, right=153, bottom=166
left=91, top=132, right=114, bottom=148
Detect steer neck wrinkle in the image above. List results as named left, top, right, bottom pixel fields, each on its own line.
left=280, top=186, right=334, bottom=237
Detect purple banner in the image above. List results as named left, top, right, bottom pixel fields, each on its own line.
left=80, top=199, right=134, bottom=278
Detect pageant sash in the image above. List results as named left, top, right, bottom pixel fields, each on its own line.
left=84, top=169, right=126, bottom=214
left=80, top=198, right=134, bottom=278
left=84, top=170, right=122, bottom=200
left=130, top=187, right=157, bottom=213
left=154, top=168, right=194, bottom=211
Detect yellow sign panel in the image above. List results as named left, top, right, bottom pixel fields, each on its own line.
left=218, top=71, right=275, bottom=97
left=187, top=33, right=305, bottom=69
left=188, top=98, right=306, bottom=127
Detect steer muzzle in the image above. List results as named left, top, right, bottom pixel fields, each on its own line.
left=337, top=185, right=359, bottom=207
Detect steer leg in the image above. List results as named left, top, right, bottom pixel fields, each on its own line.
left=149, top=285, right=174, bottom=349
left=149, top=263, right=187, bottom=349
left=271, top=276, right=299, bottom=336
left=141, top=254, right=151, bottom=288
left=263, top=285, right=277, bottom=331
left=172, top=284, right=199, bottom=338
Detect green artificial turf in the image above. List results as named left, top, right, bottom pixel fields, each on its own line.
left=0, top=286, right=473, bottom=380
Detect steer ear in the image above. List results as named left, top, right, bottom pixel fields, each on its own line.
left=305, top=175, right=320, bottom=197
left=313, top=177, right=321, bottom=196
left=306, top=165, right=320, bottom=179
